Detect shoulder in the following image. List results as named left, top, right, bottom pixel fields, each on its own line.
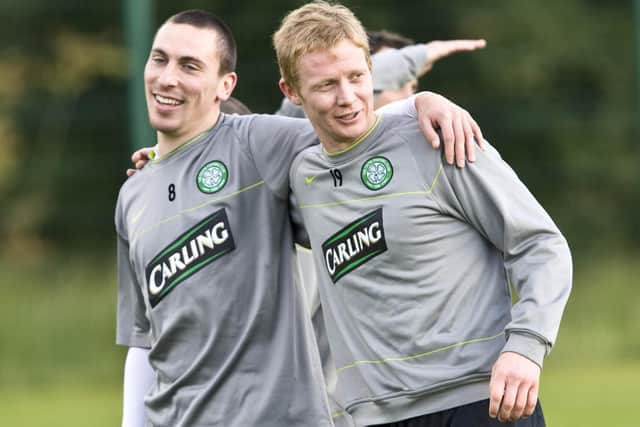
left=220, top=112, right=313, bottom=135
left=374, top=114, right=443, bottom=175
left=290, top=143, right=323, bottom=177
left=218, top=113, right=315, bottom=156
left=378, top=114, right=423, bottom=143
left=116, top=165, right=156, bottom=218
left=118, top=167, right=148, bottom=202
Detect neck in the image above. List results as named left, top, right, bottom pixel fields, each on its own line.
left=322, top=113, right=379, bottom=155
left=156, top=112, right=221, bottom=157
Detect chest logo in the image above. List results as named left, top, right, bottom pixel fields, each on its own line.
left=322, top=207, right=387, bottom=284
left=196, top=160, right=228, bottom=194
left=145, top=208, right=235, bottom=307
left=361, top=156, right=393, bottom=191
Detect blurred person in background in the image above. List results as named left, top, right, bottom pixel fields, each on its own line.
left=220, top=95, right=252, bottom=114
left=368, top=31, right=485, bottom=109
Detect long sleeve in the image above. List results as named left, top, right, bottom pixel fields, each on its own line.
left=122, top=347, right=154, bottom=427
left=371, top=44, right=428, bottom=92
left=432, top=142, right=572, bottom=366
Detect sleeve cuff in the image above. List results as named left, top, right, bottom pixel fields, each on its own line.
left=116, top=330, right=152, bottom=349
left=502, top=332, right=548, bottom=368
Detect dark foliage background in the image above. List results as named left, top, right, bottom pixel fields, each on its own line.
left=1, top=0, right=636, bottom=261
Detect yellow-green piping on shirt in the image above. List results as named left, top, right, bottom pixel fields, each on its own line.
left=323, top=115, right=381, bottom=157
left=332, top=410, right=349, bottom=420
left=336, top=332, right=505, bottom=374
left=131, top=180, right=265, bottom=244
left=152, top=113, right=223, bottom=162
left=295, top=244, right=313, bottom=254
left=300, top=163, right=443, bottom=210
left=152, top=128, right=212, bottom=162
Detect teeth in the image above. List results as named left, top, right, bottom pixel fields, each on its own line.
left=155, top=95, right=181, bottom=105
left=338, top=112, right=357, bottom=120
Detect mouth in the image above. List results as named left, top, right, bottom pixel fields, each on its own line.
left=153, top=93, right=183, bottom=106
left=335, top=110, right=360, bottom=122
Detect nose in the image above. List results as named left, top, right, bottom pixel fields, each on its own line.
left=336, top=80, right=356, bottom=106
left=156, top=62, right=179, bottom=88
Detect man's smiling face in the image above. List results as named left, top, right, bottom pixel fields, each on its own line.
left=144, top=22, right=227, bottom=143
left=289, top=39, right=376, bottom=153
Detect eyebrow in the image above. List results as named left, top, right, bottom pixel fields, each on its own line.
left=311, top=77, right=337, bottom=88
left=150, top=48, right=168, bottom=56
left=150, top=48, right=206, bottom=67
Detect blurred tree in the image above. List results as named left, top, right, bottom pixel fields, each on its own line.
left=389, top=0, right=638, bottom=252
left=0, top=2, right=127, bottom=258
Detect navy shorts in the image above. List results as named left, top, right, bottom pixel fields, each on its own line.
left=368, top=399, right=546, bottom=427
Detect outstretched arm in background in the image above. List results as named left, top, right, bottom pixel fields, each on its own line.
left=421, top=39, right=486, bottom=75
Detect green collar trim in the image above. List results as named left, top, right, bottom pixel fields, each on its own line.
left=323, top=114, right=381, bottom=157
left=153, top=117, right=220, bottom=162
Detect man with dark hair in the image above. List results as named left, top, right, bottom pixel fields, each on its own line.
left=117, top=8, right=484, bottom=427
left=169, top=9, right=238, bottom=72
left=117, top=10, right=333, bottom=427
left=367, top=29, right=415, bottom=53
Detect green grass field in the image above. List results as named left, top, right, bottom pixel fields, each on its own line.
left=1, top=251, right=638, bottom=426
left=2, top=384, right=122, bottom=427
left=1, top=363, right=638, bottom=427
left=541, top=361, right=640, bottom=427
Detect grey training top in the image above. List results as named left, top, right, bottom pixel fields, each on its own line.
left=289, top=114, right=572, bottom=426
left=115, top=113, right=332, bottom=427
left=372, top=44, right=428, bottom=92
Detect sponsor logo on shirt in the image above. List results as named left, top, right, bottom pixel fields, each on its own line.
left=145, top=209, right=235, bottom=307
left=196, top=160, right=228, bottom=194
left=322, top=207, right=387, bottom=283
left=361, top=156, right=393, bottom=190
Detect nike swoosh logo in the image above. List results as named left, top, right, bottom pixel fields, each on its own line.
left=131, top=206, right=147, bottom=224
left=305, top=176, right=317, bottom=185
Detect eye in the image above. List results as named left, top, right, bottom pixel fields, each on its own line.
left=150, top=55, right=166, bottom=64
left=183, top=63, right=200, bottom=71
left=317, top=81, right=334, bottom=91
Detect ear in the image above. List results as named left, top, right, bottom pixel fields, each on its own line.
left=279, top=78, right=303, bottom=106
left=216, top=72, right=238, bottom=102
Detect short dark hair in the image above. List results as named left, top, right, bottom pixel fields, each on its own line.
left=166, top=9, right=237, bottom=74
left=367, top=30, right=414, bottom=54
